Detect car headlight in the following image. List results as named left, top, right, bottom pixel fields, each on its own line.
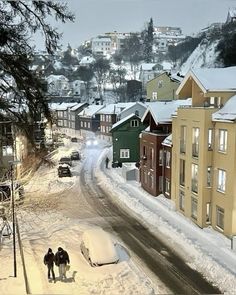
left=86, top=140, right=92, bottom=146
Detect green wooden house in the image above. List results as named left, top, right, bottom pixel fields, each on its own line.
left=110, top=114, right=147, bottom=167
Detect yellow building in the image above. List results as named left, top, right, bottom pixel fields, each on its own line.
left=171, top=67, right=236, bottom=237
left=146, top=72, right=182, bottom=101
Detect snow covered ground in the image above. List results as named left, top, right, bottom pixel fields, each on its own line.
left=0, top=139, right=236, bottom=294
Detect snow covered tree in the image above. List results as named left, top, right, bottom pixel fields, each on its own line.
left=92, top=58, right=110, bottom=104
left=75, top=66, right=94, bottom=100
left=61, top=44, right=79, bottom=66
left=0, top=1, right=74, bottom=149
left=120, top=33, right=143, bottom=79
left=142, top=18, right=154, bottom=63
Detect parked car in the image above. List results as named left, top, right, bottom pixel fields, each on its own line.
left=80, top=228, right=119, bottom=267
left=0, top=181, right=24, bottom=202
left=86, top=137, right=98, bottom=148
left=58, top=164, right=71, bottom=177
left=71, top=137, right=78, bottom=142
left=59, top=156, right=72, bottom=166
left=71, top=150, right=80, bottom=160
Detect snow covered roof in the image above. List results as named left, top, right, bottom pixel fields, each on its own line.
left=162, top=134, right=172, bottom=147
left=78, top=104, right=105, bottom=117
left=70, top=103, right=87, bottom=111
left=97, top=103, right=136, bottom=115
left=228, top=8, right=236, bottom=18
left=142, top=99, right=192, bottom=124
left=111, top=113, right=139, bottom=130
left=178, top=66, right=236, bottom=95
left=79, top=56, right=95, bottom=64
left=50, top=102, right=77, bottom=111
left=212, top=95, right=236, bottom=122
left=47, top=75, right=68, bottom=83
left=140, top=63, right=157, bottom=71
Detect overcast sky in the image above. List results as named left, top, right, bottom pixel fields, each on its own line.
left=41, top=0, right=236, bottom=49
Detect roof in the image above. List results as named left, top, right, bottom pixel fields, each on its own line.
left=80, top=56, right=95, bottom=64
left=140, top=63, right=157, bottom=71
left=70, top=103, right=87, bottom=111
left=212, top=94, right=236, bottom=122
left=162, top=134, right=172, bottom=147
left=111, top=113, right=139, bottom=131
left=177, top=66, right=236, bottom=95
left=141, top=99, right=192, bottom=124
left=97, top=103, right=136, bottom=115
left=78, top=104, right=105, bottom=117
left=47, top=75, right=68, bottom=83
left=50, top=102, right=77, bottom=111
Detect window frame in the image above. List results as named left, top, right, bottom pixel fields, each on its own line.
left=120, top=149, right=130, bottom=159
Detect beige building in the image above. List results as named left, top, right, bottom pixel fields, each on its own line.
left=146, top=72, right=182, bottom=101
left=171, top=67, right=236, bottom=237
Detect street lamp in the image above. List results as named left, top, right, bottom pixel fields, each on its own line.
left=9, top=160, right=20, bottom=278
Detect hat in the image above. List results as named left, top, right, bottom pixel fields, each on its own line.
left=48, top=248, right=52, bottom=253
left=58, top=247, right=63, bottom=251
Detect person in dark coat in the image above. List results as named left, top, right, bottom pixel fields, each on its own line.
left=105, top=157, right=109, bottom=168
left=54, top=247, right=70, bottom=280
left=43, top=248, right=55, bottom=282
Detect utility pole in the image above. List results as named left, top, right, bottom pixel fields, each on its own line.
left=10, top=163, right=17, bottom=277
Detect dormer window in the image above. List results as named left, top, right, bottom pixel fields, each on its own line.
left=130, top=120, right=139, bottom=127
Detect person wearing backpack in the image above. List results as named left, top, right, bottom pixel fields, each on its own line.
left=54, top=247, right=70, bottom=280
left=43, top=248, right=56, bottom=282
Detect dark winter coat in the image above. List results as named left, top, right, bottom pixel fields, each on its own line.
left=55, top=249, right=70, bottom=266
left=44, top=252, right=55, bottom=266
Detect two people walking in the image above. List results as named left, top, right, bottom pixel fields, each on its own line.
left=44, top=247, right=70, bottom=282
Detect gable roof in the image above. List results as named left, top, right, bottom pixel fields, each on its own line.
left=70, top=103, right=87, bottom=111
left=141, top=99, right=192, bottom=124
left=50, top=102, right=77, bottom=111
left=212, top=94, right=236, bottom=122
left=78, top=104, right=105, bottom=117
left=111, top=113, right=140, bottom=131
left=177, top=66, right=236, bottom=95
left=96, top=103, right=136, bottom=115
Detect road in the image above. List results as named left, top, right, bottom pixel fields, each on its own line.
left=80, top=147, right=221, bottom=295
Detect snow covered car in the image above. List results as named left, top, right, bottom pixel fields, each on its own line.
left=57, top=164, right=72, bottom=177
left=86, top=137, right=98, bottom=148
left=71, top=150, right=80, bottom=160
left=80, top=228, right=119, bottom=267
left=59, top=156, right=72, bottom=166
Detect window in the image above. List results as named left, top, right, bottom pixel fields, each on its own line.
left=207, top=167, right=212, bottom=187
left=191, top=197, right=198, bottom=219
left=152, top=92, right=157, bottom=100
left=149, top=174, right=154, bottom=189
left=63, top=120, right=67, bottom=127
left=84, top=122, right=87, bottom=128
left=179, top=159, right=185, bottom=186
left=2, top=146, right=13, bottom=156
left=159, top=176, right=163, bottom=192
left=158, top=80, right=163, bottom=88
left=192, top=127, right=199, bottom=157
left=179, top=190, right=185, bottom=211
left=219, top=129, right=227, bottom=152
left=165, top=178, right=170, bottom=195
left=159, top=150, right=163, bottom=166
left=144, top=171, right=148, bottom=184
left=88, top=122, right=90, bottom=129
left=150, top=148, right=154, bottom=169
left=216, top=206, right=224, bottom=230
left=180, top=126, right=186, bottom=153
left=208, top=129, right=213, bottom=150
left=81, top=121, right=84, bottom=128
left=142, top=146, right=147, bottom=159
left=191, top=164, right=198, bottom=193
left=206, top=203, right=211, bottom=224
left=166, top=151, right=171, bottom=168
left=120, top=149, right=130, bottom=158
left=57, top=120, right=63, bottom=127
left=130, top=120, right=139, bottom=127
left=217, top=169, right=226, bottom=192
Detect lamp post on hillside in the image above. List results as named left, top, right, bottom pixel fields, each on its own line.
left=9, top=160, right=21, bottom=278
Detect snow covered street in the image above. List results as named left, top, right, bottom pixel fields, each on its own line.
left=0, top=139, right=236, bottom=294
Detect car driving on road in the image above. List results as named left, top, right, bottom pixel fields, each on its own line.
left=59, top=156, right=72, bottom=166
left=80, top=228, right=119, bottom=267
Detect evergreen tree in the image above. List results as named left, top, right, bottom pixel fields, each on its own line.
left=61, top=44, right=79, bottom=66
left=75, top=66, right=94, bottom=100
left=143, top=18, right=154, bottom=63
left=0, top=1, right=74, bottom=149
